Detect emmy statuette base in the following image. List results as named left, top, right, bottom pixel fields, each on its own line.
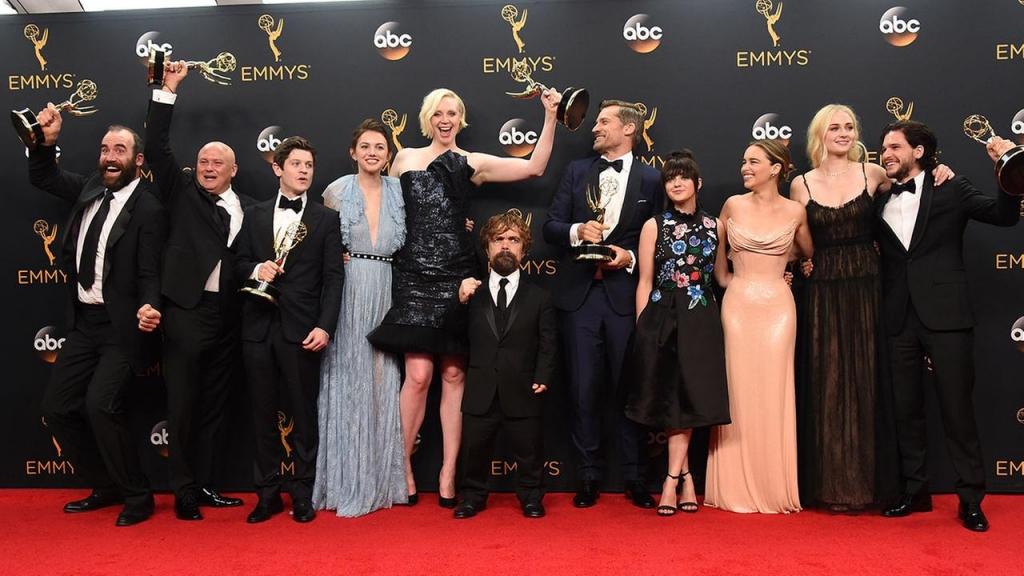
left=996, top=146, right=1024, bottom=196
left=240, top=279, right=281, bottom=306
left=574, top=244, right=614, bottom=263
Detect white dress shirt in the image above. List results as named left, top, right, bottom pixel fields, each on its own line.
left=204, top=187, right=244, bottom=292
left=76, top=179, right=140, bottom=304
left=881, top=171, right=926, bottom=250
left=488, top=268, right=521, bottom=306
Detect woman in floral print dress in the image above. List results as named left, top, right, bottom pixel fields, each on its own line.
left=624, top=150, right=730, bottom=516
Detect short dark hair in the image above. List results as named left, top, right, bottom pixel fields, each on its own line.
left=273, top=135, right=317, bottom=168
left=661, top=149, right=700, bottom=187
left=880, top=120, right=938, bottom=171
left=107, top=124, right=143, bottom=156
left=479, top=209, right=532, bottom=255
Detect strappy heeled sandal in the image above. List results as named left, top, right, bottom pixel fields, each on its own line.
left=657, top=473, right=681, bottom=517
left=678, top=471, right=698, bottom=513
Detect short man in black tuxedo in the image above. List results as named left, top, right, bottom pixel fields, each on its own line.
left=145, top=62, right=252, bottom=520
left=234, top=136, right=344, bottom=524
left=29, top=106, right=167, bottom=527
left=542, top=100, right=663, bottom=508
left=876, top=120, right=1020, bottom=532
left=452, top=211, right=556, bottom=519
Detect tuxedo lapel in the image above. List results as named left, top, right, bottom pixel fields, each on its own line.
left=503, top=286, right=525, bottom=340
left=907, top=176, right=933, bottom=253
left=196, top=184, right=228, bottom=241
left=481, top=292, right=500, bottom=340
left=63, top=185, right=105, bottom=249
left=285, top=204, right=324, bottom=265
left=101, top=188, right=141, bottom=280
left=876, top=191, right=908, bottom=254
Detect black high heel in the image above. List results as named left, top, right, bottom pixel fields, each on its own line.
left=438, top=494, right=457, bottom=509
left=678, top=471, right=698, bottom=513
left=657, top=473, right=681, bottom=517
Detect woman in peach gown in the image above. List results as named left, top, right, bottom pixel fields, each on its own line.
left=704, top=139, right=813, bottom=514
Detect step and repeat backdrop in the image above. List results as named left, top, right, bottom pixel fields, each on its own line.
left=1, top=0, right=1022, bottom=492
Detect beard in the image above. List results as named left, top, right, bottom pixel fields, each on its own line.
left=99, top=156, right=138, bottom=191
left=490, top=250, right=520, bottom=276
left=885, top=157, right=914, bottom=183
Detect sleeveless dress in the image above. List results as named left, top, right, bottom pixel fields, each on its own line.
left=368, top=151, right=476, bottom=356
left=313, top=174, right=407, bottom=516
left=796, top=167, right=891, bottom=508
left=624, top=208, right=731, bottom=430
left=705, top=218, right=801, bottom=514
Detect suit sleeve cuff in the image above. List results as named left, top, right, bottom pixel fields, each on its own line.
left=152, top=90, right=177, bottom=105
left=569, top=223, right=582, bottom=246
left=625, top=250, right=636, bottom=274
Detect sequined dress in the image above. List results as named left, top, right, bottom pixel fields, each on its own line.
left=313, top=174, right=407, bottom=516
left=624, top=208, right=730, bottom=430
left=368, top=151, right=475, bottom=356
left=705, top=218, right=801, bottom=514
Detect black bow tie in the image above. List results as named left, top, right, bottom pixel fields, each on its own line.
left=891, top=180, right=916, bottom=196
left=278, top=196, right=303, bottom=213
left=598, top=158, right=623, bottom=173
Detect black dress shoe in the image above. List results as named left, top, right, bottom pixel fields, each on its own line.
left=958, top=503, right=989, bottom=532
left=197, top=487, right=243, bottom=508
left=882, top=493, right=933, bottom=517
left=522, top=500, right=546, bottom=519
left=174, top=492, right=203, bottom=521
left=573, top=479, right=599, bottom=508
left=246, top=496, right=284, bottom=524
left=453, top=500, right=484, bottom=519
left=63, top=490, right=124, bottom=513
left=624, top=480, right=656, bottom=509
left=292, top=498, right=316, bottom=523
left=115, top=498, right=155, bottom=527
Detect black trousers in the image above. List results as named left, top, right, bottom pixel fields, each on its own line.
left=163, top=293, right=240, bottom=497
left=888, top=302, right=986, bottom=504
left=460, top=394, right=544, bottom=505
left=40, top=304, right=150, bottom=507
left=243, top=314, right=321, bottom=501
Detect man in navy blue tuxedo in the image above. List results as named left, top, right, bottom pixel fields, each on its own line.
left=542, top=100, right=663, bottom=508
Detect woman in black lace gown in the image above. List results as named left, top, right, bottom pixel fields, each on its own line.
left=368, top=87, right=561, bottom=506
left=791, top=104, right=952, bottom=511
left=624, top=151, right=730, bottom=516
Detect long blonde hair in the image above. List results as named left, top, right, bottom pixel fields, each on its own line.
left=805, top=104, right=865, bottom=169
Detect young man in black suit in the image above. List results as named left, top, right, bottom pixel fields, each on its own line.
left=234, top=136, right=344, bottom=524
left=876, top=120, right=1020, bottom=532
left=453, top=210, right=556, bottom=519
left=145, top=61, right=252, bottom=520
left=29, top=106, right=167, bottom=527
left=542, top=100, right=663, bottom=508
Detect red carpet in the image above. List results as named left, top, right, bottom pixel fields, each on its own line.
left=1, top=490, right=1019, bottom=575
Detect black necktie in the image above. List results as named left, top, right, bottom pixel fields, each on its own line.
left=891, top=179, right=917, bottom=196
left=598, top=158, right=623, bottom=172
left=496, top=278, right=509, bottom=333
left=208, top=193, right=232, bottom=240
left=78, top=189, right=113, bottom=290
left=278, top=196, right=303, bottom=213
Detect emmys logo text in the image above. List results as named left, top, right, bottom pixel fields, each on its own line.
left=995, top=461, right=1024, bottom=476
left=498, top=118, right=538, bottom=157
left=994, top=253, right=1024, bottom=269
left=242, top=14, right=311, bottom=82
left=484, top=5, right=554, bottom=75
left=623, top=14, right=663, bottom=54
left=8, top=24, right=74, bottom=90
left=879, top=7, right=921, bottom=47
left=374, top=22, right=413, bottom=61
left=490, top=460, right=562, bottom=476
left=736, top=0, right=811, bottom=68
left=751, top=113, right=792, bottom=144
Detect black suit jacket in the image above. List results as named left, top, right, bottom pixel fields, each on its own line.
left=542, top=156, right=663, bottom=315
left=29, top=144, right=167, bottom=374
left=462, top=280, right=557, bottom=418
left=233, top=198, right=344, bottom=343
left=876, top=173, right=1020, bottom=334
left=144, top=99, right=255, bottom=309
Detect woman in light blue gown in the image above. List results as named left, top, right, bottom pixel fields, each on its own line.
left=313, top=120, right=407, bottom=516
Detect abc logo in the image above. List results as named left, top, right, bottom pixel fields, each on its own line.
left=1011, top=316, right=1024, bottom=353
left=256, top=125, right=285, bottom=163
left=135, top=31, right=172, bottom=66
left=374, top=22, right=412, bottom=61
left=879, top=7, right=921, bottom=47
left=751, top=113, right=792, bottom=143
left=498, top=118, right=538, bottom=158
left=1012, top=109, right=1024, bottom=144
left=623, top=14, right=662, bottom=54
left=34, top=326, right=65, bottom=364
left=149, top=420, right=169, bottom=457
